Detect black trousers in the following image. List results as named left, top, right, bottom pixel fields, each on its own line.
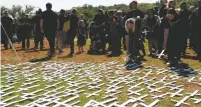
left=21, top=35, right=30, bottom=49
left=34, top=31, right=44, bottom=49
left=167, top=42, right=182, bottom=61
left=66, top=30, right=77, bottom=54
left=45, top=31, right=56, bottom=54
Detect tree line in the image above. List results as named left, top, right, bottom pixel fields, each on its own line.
left=0, top=0, right=197, bottom=22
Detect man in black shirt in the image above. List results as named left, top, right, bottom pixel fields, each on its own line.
left=125, top=0, right=144, bottom=20
left=179, top=2, right=191, bottom=55
left=125, top=0, right=145, bottom=56
left=66, top=9, right=79, bottom=56
left=165, top=9, right=183, bottom=66
left=33, top=10, right=44, bottom=50
left=1, top=12, right=13, bottom=50
left=57, top=9, right=68, bottom=54
left=40, top=3, right=59, bottom=57
left=93, top=9, right=107, bottom=53
left=190, top=0, right=201, bottom=62
left=160, top=0, right=176, bottom=50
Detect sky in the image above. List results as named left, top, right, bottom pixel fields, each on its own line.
left=1, top=0, right=159, bottom=11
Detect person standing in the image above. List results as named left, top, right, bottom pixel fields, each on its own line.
left=20, top=18, right=32, bottom=50
left=33, top=10, right=44, bottom=51
left=93, top=9, right=107, bottom=53
left=189, top=0, right=201, bottom=62
left=80, top=14, right=88, bottom=39
left=165, top=8, right=183, bottom=66
left=189, top=6, right=196, bottom=49
left=144, top=9, right=160, bottom=57
left=66, top=9, right=79, bottom=56
left=125, top=0, right=144, bottom=20
left=160, top=0, right=176, bottom=50
left=1, top=12, right=13, bottom=50
left=77, top=20, right=86, bottom=53
left=40, top=3, right=59, bottom=57
left=178, top=2, right=191, bottom=55
left=57, top=9, right=68, bottom=54
left=107, top=10, right=122, bottom=57
left=116, top=10, right=126, bottom=50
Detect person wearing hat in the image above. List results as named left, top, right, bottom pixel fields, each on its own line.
left=189, top=0, right=201, bottom=62
left=1, top=12, right=13, bottom=50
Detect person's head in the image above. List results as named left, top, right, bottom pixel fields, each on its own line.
left=129, top=0, right=138, bottom=10
left=79, top=20, right=85, bottom=27
left=154, top=7, right=158, bottom=11
left=198, top=0, right=201, bottom=8
left=189, top=6, right=195, bottom=12
left=4, top=12, right=8, bottom=17
left=125, top=18, right=135, bottom=32
left=80, top=14, right=84, bottom=19
left=60, top=9, right=65, bottom=15
left=180, top=2, right=187, bottom=10
left=46, top=3, right=52, bottom=10
left=113, top=9, right=117, bottom=15
left=90, top=22, right=96, bottom=28
left=167, top=8, right=177, bottom=20
left=72, top=9, right=77, bottom=15
left=168, top=0, right=176, bottom=9
left=98, top=9, right=103, bottom=15
left=147, top=8, right=154, bottom=17
left=116, top=10, right=122, bottom=17
left=108, top=10, right=114, bottom=18
left=25, top=15, right=29, bottom=19
left=38, top=9, right=42, bottom=15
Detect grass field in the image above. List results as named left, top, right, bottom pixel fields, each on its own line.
left=1, top=39, right=201, bottom=69
left=1, top=39, right=201, bottom=107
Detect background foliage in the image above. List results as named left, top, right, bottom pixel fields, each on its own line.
left=0, top=0, right=198, bottom=22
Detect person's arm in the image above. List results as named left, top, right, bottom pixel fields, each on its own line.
left=57, top=19, right=59, bottom=32
left=40, top=19, right=44, bottom=33
left=163, top=28, right=169, bottom=49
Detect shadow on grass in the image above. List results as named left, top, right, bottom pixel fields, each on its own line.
left=169, top=63, right=198, bottom=77
left=29, top=56, right=52, bottom=62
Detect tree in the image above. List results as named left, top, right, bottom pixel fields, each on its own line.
left=24, top=5, right=35, bottom=16
left=1, top=6, right=8, bottom=16
left=8, top=5, right=23, bottom=19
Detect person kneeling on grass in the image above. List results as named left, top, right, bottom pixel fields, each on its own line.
left=125, top=18, right=141, bottom=64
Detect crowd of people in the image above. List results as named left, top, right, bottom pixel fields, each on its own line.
left=1, top=0, right=201, bottom=67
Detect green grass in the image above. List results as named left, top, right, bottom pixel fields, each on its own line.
left=1, top=40, right=201, bottom=107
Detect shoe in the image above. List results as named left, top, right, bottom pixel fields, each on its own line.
left=67, top=53, right=73, bottom=57
left=48, top=52, right=56, bottom=58
left=59, top=49, right=64, bottom=54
